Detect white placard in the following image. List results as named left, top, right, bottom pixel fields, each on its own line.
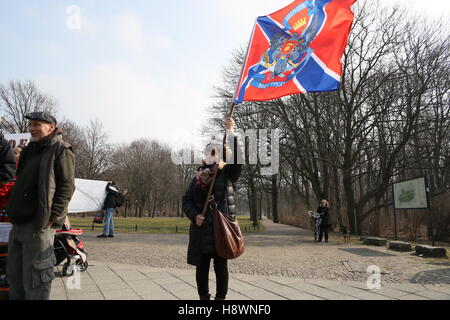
left=0, top=223, right=12, bottom=243
left=68, top=179, right=109, bottom=213
left=5, top=133, right=31, bottom=148
left=393, top=177, right=428, bottom=210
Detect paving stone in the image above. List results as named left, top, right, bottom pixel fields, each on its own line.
left=304, top=278, right=343, bottom=288
left=371, top=287, right=413, bottom=299
left=282, top=291, right=325, bottom=300
left=102, top=288, right=140, bottom=300
left=66, top=284, right=99, bottom=294
left=159, top=282, right=198, bottom=298
left=398, top=294, right=430, bottom=300
left=383, top=283, right=427, bottom=294
left=267, top=276, right=306, bottom=285
left=113, top=271, right=149, bottom=281
left=226, top=291, right=252, bottom=300
left=96, top=281, right=130, bottom=292
left=67, top=292, right=105, bottom=300
left=50, top=288, right=67, bottom=300
left=148, top=276, right=182, bottom=286
left=414, top=289, right=450, bottom=300
left=349, top=290, right=396, bottom=300
left=228, top=279, right=260, bottom=292
left=238, top=288, right=287, bottom=300
left=424, top=285, right=450, bottom=295
left=344, top=280, right=370, bottom=290
left=141, top=292, right=179, bottom=300
left=286, top=282, right=349, bottom=300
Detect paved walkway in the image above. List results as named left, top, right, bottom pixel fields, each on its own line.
left=51, top=261, right=450, bottom=300
left=51, top=218, right=450, bottom=300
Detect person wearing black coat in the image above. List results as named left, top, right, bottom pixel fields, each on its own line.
left=0, top=132, right=16, bottom=183
left=98, top=182, right=121, bottom=238
left=317, top=200, right=331, bottom=243
left=182, top=117, right=243, bottom=301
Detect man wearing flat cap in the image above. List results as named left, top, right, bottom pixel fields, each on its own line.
left=6, top=111, right=75, bottom=300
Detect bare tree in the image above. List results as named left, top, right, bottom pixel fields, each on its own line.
left=77, top=119, right=111, bottom=179
left=0, top=80, right=58, bottom=133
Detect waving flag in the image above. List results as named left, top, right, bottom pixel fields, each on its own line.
left=234, top=0, right=356, bottom=104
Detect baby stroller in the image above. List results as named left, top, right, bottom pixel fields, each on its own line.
left=54, top=218, right=88, bottom=277
left=308, top=211, right=323, bottom=242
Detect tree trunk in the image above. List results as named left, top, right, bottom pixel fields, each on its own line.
left=248, top=171, right=259, bottom=228
left=271, top=174, right=279, bottom=223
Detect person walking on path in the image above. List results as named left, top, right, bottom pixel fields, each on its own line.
left=317, top=200, right=331, bottom=243
left=6, top=112, right=75, bottom=300
left=98, top=181, right=123, bottom=238
left=182, top=117, right=243, bottom=301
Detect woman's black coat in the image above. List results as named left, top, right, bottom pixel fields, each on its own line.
left=182, top=163, right=242, bottom=266
left=317, top=206, right=330, bottom=227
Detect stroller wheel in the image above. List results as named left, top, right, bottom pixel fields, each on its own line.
left=62, top=262, right=74, bottom=277
left=76, top=259, right=88, bottom=272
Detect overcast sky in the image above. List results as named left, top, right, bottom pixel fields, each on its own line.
left=0, top=0, right=448, bottom=148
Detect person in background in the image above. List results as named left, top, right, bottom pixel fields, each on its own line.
left=7, top=112, right=75, bottom=300
left=0, top=132, right=17, bottom=222
left=317, top=200, right=331, bottom=243
left=98, top=181, right=121, bottom=238
left=13, top=145, right=24, bottom=164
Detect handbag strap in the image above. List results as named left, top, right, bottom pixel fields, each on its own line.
left=201, top=164, right=219, bottom=218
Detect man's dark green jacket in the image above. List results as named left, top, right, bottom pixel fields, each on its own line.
left=7, top=129, right=76, bottom=232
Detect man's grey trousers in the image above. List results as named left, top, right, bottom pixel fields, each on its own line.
left=7, top=223, right=56, bottom=300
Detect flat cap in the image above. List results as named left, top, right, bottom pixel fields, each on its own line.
left=25, top=111, right=57, bottom=125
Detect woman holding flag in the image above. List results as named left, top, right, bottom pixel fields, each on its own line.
left=182, top=117, right=243, bottom=301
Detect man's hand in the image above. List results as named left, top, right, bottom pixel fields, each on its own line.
left=218, top=160, right=226, bottom=170
left=195, top=214, right=205, bottom=227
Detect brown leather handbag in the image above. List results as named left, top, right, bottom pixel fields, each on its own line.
left=202, top=165, right=244, bottom=260
left=211, top=205, right=244, bottom=260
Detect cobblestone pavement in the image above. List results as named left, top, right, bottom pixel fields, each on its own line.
left=80, top=218, right=450, bottom=285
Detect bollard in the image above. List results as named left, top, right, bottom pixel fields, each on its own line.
left=91, top=223, right=94, bottom=231
left=176, top=226, right=178, bottom=233
left=135, top=225, right=138, bottom=232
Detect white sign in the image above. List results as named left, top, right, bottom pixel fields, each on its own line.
left=68, top=179, right=108, bottom=213
left=393, top=177, right=428, bottom=210
left=5, top=133, right=31, bottom=148
left=0, top=223, right=12, bottom=242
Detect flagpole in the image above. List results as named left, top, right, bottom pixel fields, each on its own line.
left=222, top=102, right=236, bottom=153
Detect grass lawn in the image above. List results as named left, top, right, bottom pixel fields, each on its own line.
left=68, top=216, right=263, bottom=234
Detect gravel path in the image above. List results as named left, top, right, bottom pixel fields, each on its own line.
left=81, top=218, right=450, bottom=285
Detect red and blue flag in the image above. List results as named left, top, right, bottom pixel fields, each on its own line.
left=234, top=0, right=356, bottom=104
